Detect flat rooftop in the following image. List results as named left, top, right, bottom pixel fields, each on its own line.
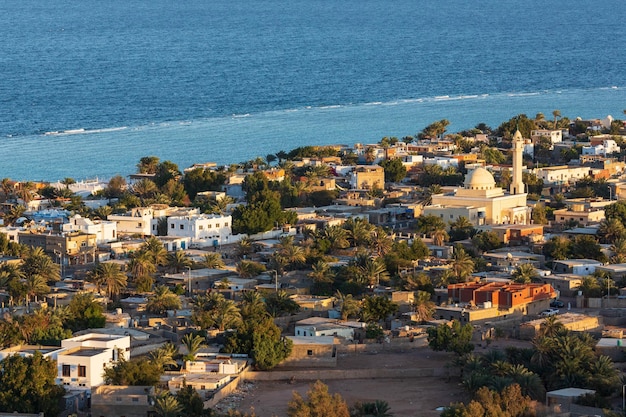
left=64, top=348, right=108, bottom=357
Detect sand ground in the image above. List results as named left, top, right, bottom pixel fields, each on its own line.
left=214, top=345, right=471, bottom=417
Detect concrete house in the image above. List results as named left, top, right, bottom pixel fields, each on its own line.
left=167, top=213, right=232, bottom=246
left=108, top=207, right=154, bottom=237
left=91, top=385, right=155, bottom=417
left=63, top=214, right=117, bottom=244
left=552, top=259, right=602, bottom=275
left=57, top=333, right=131, bottom=393
left=294, top=317, right=365, bottom=340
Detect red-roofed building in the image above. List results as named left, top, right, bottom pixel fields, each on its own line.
left=448, top=281, right=556, bottom=309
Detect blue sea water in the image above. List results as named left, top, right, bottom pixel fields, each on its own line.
left=0, top=0, right=625, bottom=181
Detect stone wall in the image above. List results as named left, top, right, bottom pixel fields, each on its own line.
left=240, top=366, right=447, bottom=382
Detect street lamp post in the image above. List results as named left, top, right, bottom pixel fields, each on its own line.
left=187, top=266, right=192, bottom=295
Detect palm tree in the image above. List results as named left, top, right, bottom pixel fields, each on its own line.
left=538, top=316, right=565, bottom=338
left=153, top=393, right=183, bottom=417
left=598, top=218, right=626, bottom=244
left=450, top=246, right=475, bottom=283
left=278, top=243, right=305, bottom=269
left=166, top=250, right=192, bottom=273
left=322, top=226, right=350, bottom=252
left=412, top=290, right=435, bottom=323
left=21, top=246, right=60, bottom=283
left=208, top=195, right=234, bottom=215
left=431, top=227, right=449, bottom=246
left=128, top=250, right=156, bottom=290
left=358, top=256, right=389, bottom=289
left=0, top=178, right=14, bottom=201
left=235, top=260, right=260, bottom=278
left=354, top=400, right=394, bottom=417
left=552, top=109, right=561, bottom=129
left=92, top=205, right=113, bottom=220
left=234, top=237, right=253, bottom=259
left=610, top=238, right=626, bottom=263
left=88, top=262, right=128, bottom=301
left=143, top=236, right=168, bottom=267
left=335, top=291, right=361, bottom=321
left=3, top=204, right=26, bottom=226
left=181, top=333, right=205, bottom=362
left=17, top=181, right=36, bottom=204
left=24, top=274, right=50, bottom=308
left=210, top=297, right=241, bottom=331
left=368, top=227, right=393, bottom=258
left=200, top=252, right=225, bottom=269
left=131, top=178, right=158, bottom=202
left=149, top=342, right=179, bottom=370
left=146, top=285, right=182, bottom=315
left=511, top=263, right=538, bottom=284
left=308, top=261, right=335, bottom=283
left=343, top=217, right=372, bottom=248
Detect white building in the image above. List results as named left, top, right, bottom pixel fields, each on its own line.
left=294, top=317, right=365, bottom=340
left=530, top=129, right=562, bottom=145
left=552, top=259, right=602, bottom=276
left=582, top=140, right=621, bottom=156
left=107, top=208, right=154, bottom=237
left=422, top=156, right=459, bottom=169
left=57, top=333, right=130, bottom=392
left=535, top=166, right=591, bottom=185
left=167, top=213, right=232, bottom=246
left=0, top=345, right=65, bottom=361
left=63, top=214, right=117, bottom=244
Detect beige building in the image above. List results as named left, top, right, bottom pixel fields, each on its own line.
left=91, top=386, right=155, bottom=417
left=349, top=165, right=385, bottom=189
left=553, top=206, right=605, bottom=226
left=283, top=336, right=337, bottom=368
left=425, top=131, right=529, bottom=225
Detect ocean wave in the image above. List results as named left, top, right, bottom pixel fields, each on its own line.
left=507, top=92, right=541, bottom=97
left=43, top=127, right=128, bottom=136
left=232, top=113, right=250, bottom=118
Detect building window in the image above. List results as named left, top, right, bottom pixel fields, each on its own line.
left=138, top=222, right=142, bottom=227
left=171, top=224, right=175, bottom=229
left=216, top=223, right=220, bottom=228
left=199, top=225, right=204, bottom=230
left=225, top=222, right=229, bottom=227
left=78, top=365, right=86, bottom=377
left=180, top=225, right=184, bottom=230
left=307, top=350, right=313, bottom=356
left=62, top=364, right=71, bottom=377
left=132, top=398, right=139, bottom=403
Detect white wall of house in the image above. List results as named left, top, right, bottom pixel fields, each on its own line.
left=294, top=325, right=354, bottom=339
left=107, top=208, right=154, bottom=236
left=167, top=214, right=232, bottom=244
left=61, top=333, right=131, bottom=359
left=57, top=348, right=111, bottom=391
left=63, top=215, right=117, bottom=243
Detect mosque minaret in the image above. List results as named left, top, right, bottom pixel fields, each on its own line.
left=424, top=130, right=530, bottom=225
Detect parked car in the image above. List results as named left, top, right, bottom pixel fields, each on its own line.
left=539, top=308, right=559, bottom=317
left=550, top=300, right=565, bottom=308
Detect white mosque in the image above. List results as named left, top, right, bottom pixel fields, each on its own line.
left=423, top=130, right=530, bottom=226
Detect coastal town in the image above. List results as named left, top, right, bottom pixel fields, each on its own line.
left=3, top=111, right=626, bottom=417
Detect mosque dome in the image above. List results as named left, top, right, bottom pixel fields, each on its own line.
left=464, top=167, right=496, bottom=190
